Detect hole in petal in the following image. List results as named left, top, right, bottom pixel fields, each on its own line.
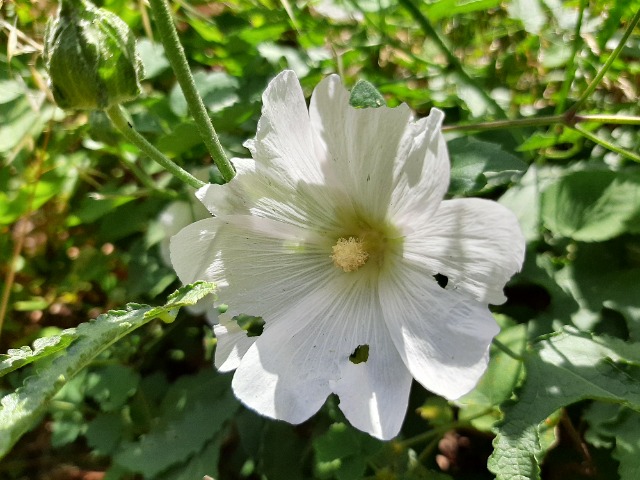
left=234, top=314, right=265, bottom=337
left=349, top=344, right=369, bottom=364
left=433, top=273, right=448, bottom=289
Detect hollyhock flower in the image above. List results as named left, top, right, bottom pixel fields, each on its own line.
left=170, top=70, right=525, bottom=440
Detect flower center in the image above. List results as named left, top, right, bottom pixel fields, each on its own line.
left=331, top=237, right=369, bottom=272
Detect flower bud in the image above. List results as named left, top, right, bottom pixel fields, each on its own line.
left=43, top=0, right=144, bottom=110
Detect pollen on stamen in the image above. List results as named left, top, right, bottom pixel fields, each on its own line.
left=331, top=237, right=369, bottom=272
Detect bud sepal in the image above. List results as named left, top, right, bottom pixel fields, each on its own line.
left=44, top=0, right=144, bottom=110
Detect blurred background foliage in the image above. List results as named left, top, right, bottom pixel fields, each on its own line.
left=0, top=0, right=639, bottom=478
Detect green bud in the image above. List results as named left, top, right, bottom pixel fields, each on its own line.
left=43, top=0, right=144, bottom=110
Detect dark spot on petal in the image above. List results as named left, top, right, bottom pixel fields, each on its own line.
left=349, top=344, right=369, bottom=364
left=366, top=174, right=370, bottom=182
left=434, top=273, right=448, bottom=289
left=234, top=314, right=265, bottom=337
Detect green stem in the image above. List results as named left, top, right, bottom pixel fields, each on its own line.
left=106, top=104, right=206, bottom=189
left=443, top=115, right=564, bottom=133
left=442, top=114, right=640, bottom=133
left=567, top=8, right=640, bottom=116
left=398, top=0, right=507, bottom=120
left=492, top=338, right=523, bottom=361
left=573, top=114, right=640, bottom=125
left=555, top=0, right=587, bottom=114
left=397, top=406, right=494, bottom=449
left=147, top=0, right=235, bottom=183
left=570, top=123, right=640, bottom=163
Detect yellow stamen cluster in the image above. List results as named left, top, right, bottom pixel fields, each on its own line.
left=331, top=237, right=369, bottom=272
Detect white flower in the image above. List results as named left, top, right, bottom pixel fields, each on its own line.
left=170, top=71, right=525, bottom=440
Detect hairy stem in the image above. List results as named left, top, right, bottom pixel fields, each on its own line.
left=147, top=0, right=235, bottom=182
left=106, top=104, right=206, bottom=189
left=571, top=123, right=640, bottom=163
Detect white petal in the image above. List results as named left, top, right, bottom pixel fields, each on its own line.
left=387, top=109, right=450, bottom=227
left=379, top=257, right=500, bottom=400
left=232, top=272, right=385, bottom=425
left=170, top=215, right=331, bottom=319
left=309, top=77, right=449, bottom=224
left=331, top=313, right=412, bottom=440
left=196, top=160, right=350, bottom=234
left=195, top=159, right=254, bottom=217
left=250, top=70, right=326, bottom=186
left=404, top=198, right=526, bottom=305
left=213, top=313, right=256, bottom=371
left=158, top=200, right=211, bottom=266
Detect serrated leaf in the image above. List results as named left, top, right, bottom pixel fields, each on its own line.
left=489, top=327, right=640, bottom=480
left=114, top=372, right=238, bottom=478
left=0, top=282, right=216, bottom=460
left=541, top=169, right=640, bottom=241
left=349, top=80, right=386, bottom=109
left=0, top=330, right=77, bottom=378
left=0, top=305, right=151, bottom=459
left=585, top=404, right=640, bottom=480
left=144, top=281, right=216, bottom=322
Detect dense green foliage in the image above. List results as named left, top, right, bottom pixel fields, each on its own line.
left=1, top=0, right=639, bottom=478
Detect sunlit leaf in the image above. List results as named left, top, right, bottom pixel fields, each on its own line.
left=0, top=282, right=216, bottom=460
left=489, top=327, right=640, bottom=480
left=541, top=170, right=640, bottom=241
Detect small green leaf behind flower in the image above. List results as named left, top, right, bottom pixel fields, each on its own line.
left=349, top=79, right=386, bottom=109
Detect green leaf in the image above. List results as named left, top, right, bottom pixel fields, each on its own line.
left=161, top=437, right=221, bottom=480
left=552, top=251, right=640, bottom=339
left=489, top=327, right=640, bottom=480
left=156, top=122, right=204, bottom=156
left=314, top=422, right=383, bottom=480
left=144, top=281, right=217, bottom=323
left=585, top=404, right=640, bottom=480
left=169, top=71, right=239, bottom=117
left=0, top=330, right=77, bottom=378
left=0, top=97, right=55, bottom=154
left=541, top=169, right=640, bottom=241
left=507, top=0, right=545, bottom=34
left=349, top=80, right=386, bottom=109
left=85, top=365, right=140, bottom=412
left=0, top=281, right=216, bottom=460
left=262, top=422, right=307, bottom=480
left=456, top=320, right=527, bottom=432
left=137, top=38, right=170, bottom=79
left=425, top=0, right=501, bottom=22
left=86, top=412, right=126, bottom=455
left=447, top=137, right=527, bottom=196
left=113, top=371, right=238, bottom=478
left=0, top=169, right=67, bottom=226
